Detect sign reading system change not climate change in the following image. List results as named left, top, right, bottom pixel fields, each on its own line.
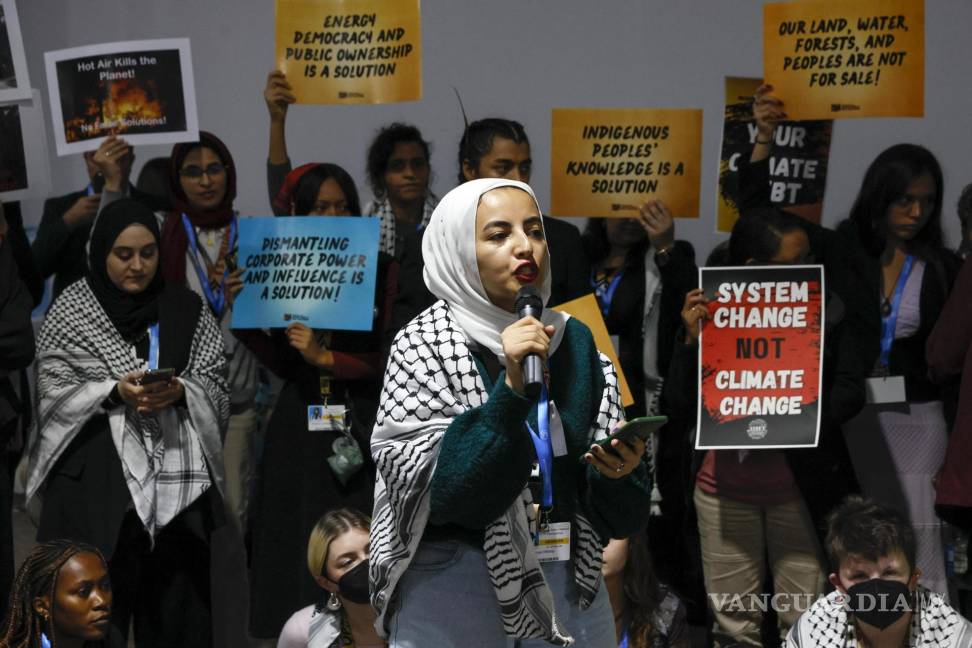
left=275, top=0, right=421, bottom=104
left=232, top=216, right=380, bottom=331
left=697, top=265, right=824, bottom=450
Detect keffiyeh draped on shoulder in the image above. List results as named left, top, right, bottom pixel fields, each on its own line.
left=26, top=280, right=229, bottom=536
left=365, top=194, right=437, bottom=258
left=369, top=301, right=624, bottom=645
left=785, top=586, right=972, bottom=648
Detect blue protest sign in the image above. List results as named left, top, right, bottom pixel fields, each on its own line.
left=231, top=216, right=380, bottom=330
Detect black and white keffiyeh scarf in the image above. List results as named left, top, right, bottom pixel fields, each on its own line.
left=785, top=586, right=972, bottom=647
left=364, top=194, right=437, bottom=258
left=26, top=280, right=229, bottom=536
left=369, top=301, right=625, bottom=645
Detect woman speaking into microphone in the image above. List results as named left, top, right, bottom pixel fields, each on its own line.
left=370, top=178, right=651, bottom=647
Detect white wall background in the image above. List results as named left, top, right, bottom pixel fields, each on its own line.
left=14, top=0, right=972, bottom=259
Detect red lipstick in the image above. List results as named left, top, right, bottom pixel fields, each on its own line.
left=513, top=261, right=539, bottom=283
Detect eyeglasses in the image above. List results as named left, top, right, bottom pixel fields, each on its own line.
left=179, top=163, right=227, bottom=179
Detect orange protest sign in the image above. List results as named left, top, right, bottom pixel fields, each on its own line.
left=550, top=108, right=702, bottom=219
left=275, top=0, right=421, bottom=105
left=763, top=0, right=924, bottom=120
left=552, top=293, right=634, bottom=408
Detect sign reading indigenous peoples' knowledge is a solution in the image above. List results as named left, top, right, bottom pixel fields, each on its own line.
left=232, top=216, right=380, bottom=331
left=549, top=108, right=702, bottom=219
left=696, top=265, right=824, bottom=450
left=275, top=0, right=421, bottom=104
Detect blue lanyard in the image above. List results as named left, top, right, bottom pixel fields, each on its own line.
left=526, top=383, right=554, bottom=516
left=592, top=268, right=625, bottom=318
left=181, top=213, right=237, bottom=316
left=148, top=323, right=160, bottom=370
left=40, top=633, right=51, bottom=648
left=86, top=183, right=95, bottom=196
left=618, top=626, right=629, bottom=648
left=879, top=255, right=915, bottom=367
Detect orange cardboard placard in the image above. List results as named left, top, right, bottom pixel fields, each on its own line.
left=553, top=293, right=634, bottom=408
left=550, top=108, right=702, bottom=219
left=275, top=0, right=421, bottom=104
left=763, top=0, right=924, bottom=120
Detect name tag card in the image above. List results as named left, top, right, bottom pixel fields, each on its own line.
left=865, top=376, right=907, bottom=404
left=535, top=522, right=571, bottom=563
left=307, top=405, right=347, bottom=431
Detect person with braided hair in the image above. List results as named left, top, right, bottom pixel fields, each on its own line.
left=0, top=539, right=113, bottom=648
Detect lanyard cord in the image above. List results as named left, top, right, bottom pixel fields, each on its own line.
left=879, top=254, right=915, bottom=368
left=181, top=214, right=237, bottom=317
left=526, top=382, right=553, bottom=536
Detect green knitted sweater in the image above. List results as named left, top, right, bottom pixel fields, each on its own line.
left=428, top=317, right=652, bottom=542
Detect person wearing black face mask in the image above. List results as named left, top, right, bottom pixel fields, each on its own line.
left=786, top=496, right=972, bottom=647
left=276, top=508, right=383, bottom=648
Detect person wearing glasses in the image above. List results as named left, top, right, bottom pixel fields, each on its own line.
left=150, top=132, right=259, bottom=541
left=94, top=131, right=258, bottom=643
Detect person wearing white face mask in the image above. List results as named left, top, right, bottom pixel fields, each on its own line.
left=786, top=496, right=972, bottom=648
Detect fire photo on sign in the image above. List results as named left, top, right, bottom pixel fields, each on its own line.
left=0, top=105, right=27, bottom=193
left=54, top=48, right=187, bottom=143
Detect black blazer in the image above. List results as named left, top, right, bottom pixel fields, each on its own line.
left=0, top=240, right=35, bottom=442
left=836, top=220, right=961, bottom=404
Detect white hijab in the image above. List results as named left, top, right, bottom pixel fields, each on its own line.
left=422, top=178, right=569, bottom=364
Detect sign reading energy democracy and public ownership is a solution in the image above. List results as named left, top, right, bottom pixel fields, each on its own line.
left=275, top=0, right=421, bottom=104
left=696, top=266, right=824, bottom=450
left=232, top=216, right=380, bottom=330
left=763, top=0, right=924, bottom=120
left=550, top=108, right=702, bottom=218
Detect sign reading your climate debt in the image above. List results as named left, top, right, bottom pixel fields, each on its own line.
left=550, top=108, right=702, bottom=219
left=763, top=0, right=924, bottom=119
left=716, top=76, right=833, bottom=232
left=275, top=0, right=421, bottom=104
left=697, top=265, right=824, bottom=450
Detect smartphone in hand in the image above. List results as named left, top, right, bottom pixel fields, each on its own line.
left=137, top=368, right=175, bottom=386
left=581, top=415, right=668, bottom=461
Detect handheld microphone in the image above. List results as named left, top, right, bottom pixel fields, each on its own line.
left=514, top=285, right=545, bottom=398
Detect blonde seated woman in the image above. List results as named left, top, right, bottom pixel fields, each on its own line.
left=277, top=508, right=384, bottom=648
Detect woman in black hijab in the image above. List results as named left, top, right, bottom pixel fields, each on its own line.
left=27, top=199, right=229, bottom=648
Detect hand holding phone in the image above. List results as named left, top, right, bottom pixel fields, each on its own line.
left=581, top=415, right=667, bottom=462
left=137, top=367, right=175, bottom=386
